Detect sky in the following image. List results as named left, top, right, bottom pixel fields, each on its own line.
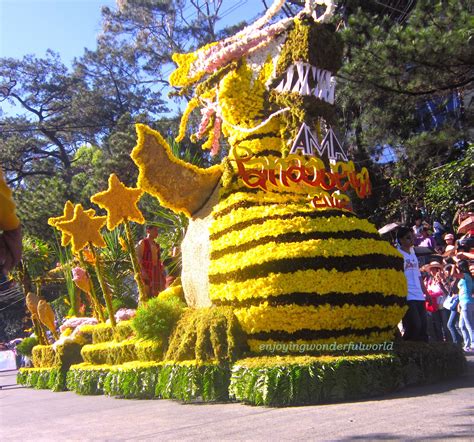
left=0, top=0, right=267, bottom=114
left=0, top=0, right=266, bottom=63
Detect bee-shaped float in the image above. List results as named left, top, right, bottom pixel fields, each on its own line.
left=131, top=0, right=406, bottom=353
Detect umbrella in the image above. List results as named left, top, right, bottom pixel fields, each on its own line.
left=457, top=215, right=474, bottom=234
left=378, top=222, right=400, bottom=235
left=413, top=246, right=436, bottom=256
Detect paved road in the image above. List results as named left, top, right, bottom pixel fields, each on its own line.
left=1, top=356, right=473, bottom=441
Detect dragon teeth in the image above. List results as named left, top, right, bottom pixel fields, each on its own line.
left=277, top=62, right=336, bottom=104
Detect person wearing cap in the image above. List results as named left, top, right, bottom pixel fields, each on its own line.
left=396, top=226, right=432, bottom=342
left=424, top=261, right=450, bottom=342
left=442, top=232, right=456, bottom=256
left=444, top=232, right=455, bottom=244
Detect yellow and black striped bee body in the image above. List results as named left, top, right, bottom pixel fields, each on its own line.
left=206, top=130, right=406, bottom=352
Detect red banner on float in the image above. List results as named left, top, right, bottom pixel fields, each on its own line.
left=233, top=147, right=371, bottom=199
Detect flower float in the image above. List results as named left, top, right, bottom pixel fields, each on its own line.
left=128, top=0, right=406, bottom=352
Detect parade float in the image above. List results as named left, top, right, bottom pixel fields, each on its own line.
left=18, top=0, right=465, bottom=405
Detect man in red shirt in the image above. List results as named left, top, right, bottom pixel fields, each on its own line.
left=135, top=225, right=166, bottom=299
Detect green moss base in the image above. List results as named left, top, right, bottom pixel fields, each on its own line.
left=68, top=361, right=230, bottom=401
left=230, top=342, right=466, bottom=406
left=20, top=342, right=466, bottom=406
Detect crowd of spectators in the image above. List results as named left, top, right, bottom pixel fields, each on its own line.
left=392, top=210, right=474, bottom=352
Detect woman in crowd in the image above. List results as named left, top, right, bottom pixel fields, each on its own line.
left=451, top=260, right=474, bottom=351
left=397, top=226, right=431, bottom=342
left=443, top=263, right=462, bottom=344
left=424, top=261, right=449, bottom=341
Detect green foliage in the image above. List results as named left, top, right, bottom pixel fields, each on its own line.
left=229, top=354, right=400, bottom=406
left=229, top=342, right=466, bottom=406
left=104, top=363, right=161, bottom=399
left=20, top=343, right=466, bottom=403
left=132, top=296, right=186, bottom=342
left=19, top=235, right=55, bottom=281
left=156, top=363, right=230, bottom=402
left=66, top=366, right=110, bottom=395
left=165, top=307, right=248, bottom=363
left=100, top=226, right=137, bottom=303
left=16, top=337, right=38, bottom=357
left=50, top=235, right=77, bottom=315
left=424, top=143, right=474, bottom=217
left=336, top=0, right=472, bottom=223
left=17, top=367, right=67, bottom=392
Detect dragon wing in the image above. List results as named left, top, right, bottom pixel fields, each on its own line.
left=131, top=124, right=222, bottom=218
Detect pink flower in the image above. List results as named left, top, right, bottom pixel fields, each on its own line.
left=72, top=266, right=91, bottom=294
left=115, top=308, right=137, bottom=322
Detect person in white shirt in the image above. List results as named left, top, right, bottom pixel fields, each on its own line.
left=397, top=226, right=432, bottom=342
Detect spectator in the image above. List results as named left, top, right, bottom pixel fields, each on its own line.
left=424, top=261, right=449, bottom=341
left=443, top=233, right=456, bottom=256
left=451, top=260, right=474, bottom=352
left=416, top=224, right=436, bottom=249
left=433, top=220, right=446, bottom=246
left=397, top=226, right=431, bottom=342
left=412, top=216, right=424, bottom=244
left=442, top=263, right=462, bottom=344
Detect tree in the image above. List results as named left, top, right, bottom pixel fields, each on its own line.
left=99, top=0, right=227, bottom=82
left=0, top=51, right=85, bottom=186
left=335, top=0, right=473, bottom=223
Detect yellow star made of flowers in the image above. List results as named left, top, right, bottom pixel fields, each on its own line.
left=48, top=201, right=75, bottom=246
left=48, top=201, right=97, bottom=247
left=90, top=173, right=145, bottom=230
left=56, top=204, right=107, bottom=254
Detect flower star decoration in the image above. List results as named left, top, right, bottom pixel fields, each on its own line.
left=55, top=204, right=107, bottom=254
left=48, top=201, right=96, bottom=246
left=91, top=173, right=145, bottom=230
left=48, top=200, right=74, bottom=246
